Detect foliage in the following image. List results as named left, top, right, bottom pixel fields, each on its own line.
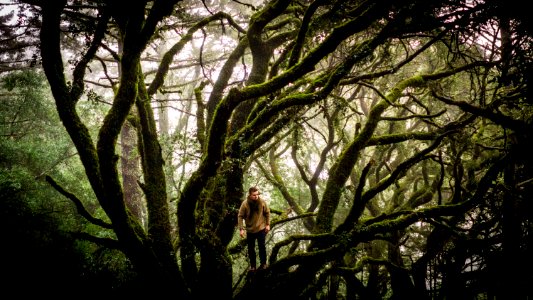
left=0, top=70, right=135, bottom=295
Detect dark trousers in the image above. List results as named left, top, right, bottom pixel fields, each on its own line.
left=246, top=229, right=267, bottom=268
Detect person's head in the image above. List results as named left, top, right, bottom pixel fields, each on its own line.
left=248, top=186, right=260, bottom=201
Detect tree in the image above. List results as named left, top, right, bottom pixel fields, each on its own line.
left=3, top=0, right=532, bottom=298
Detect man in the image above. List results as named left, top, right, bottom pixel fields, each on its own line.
left=238, top=186, right=271, bottom=272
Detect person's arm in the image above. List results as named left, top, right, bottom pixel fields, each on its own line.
left=264, top=201, right=271, bottom=233
left=238, top=202, right=247, bottom=238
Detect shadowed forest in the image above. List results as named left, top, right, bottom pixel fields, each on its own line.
left=1, top=0, right=532, bottom=298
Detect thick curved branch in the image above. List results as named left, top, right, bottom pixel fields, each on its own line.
left=360, top=130, right=456, bottom=206
left=431, top=90, right=527, bottom=133
left=45, top=175, right=112, bottom=229
left=288, top=0, right=327, bottom=67
left=335, top=159, right=375, bottom=233
left=73, top=232, right=121, bottom=249
left=70, top=7, right=110, bottom=101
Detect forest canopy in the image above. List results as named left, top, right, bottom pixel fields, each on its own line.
left=0, top=0, right=532, bottom=298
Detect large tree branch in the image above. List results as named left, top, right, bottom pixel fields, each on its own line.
left=45, top=175, right=112, bottom=229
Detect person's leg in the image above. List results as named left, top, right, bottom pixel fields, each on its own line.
left=257, top=229, right=267, bottom=268
left=246, top=232, right=258, bottom=270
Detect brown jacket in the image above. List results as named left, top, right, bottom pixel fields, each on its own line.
left=238, top=197, right=270, bottom=233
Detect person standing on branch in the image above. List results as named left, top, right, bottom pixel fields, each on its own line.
left=238, top=186, right=271, bottom=272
